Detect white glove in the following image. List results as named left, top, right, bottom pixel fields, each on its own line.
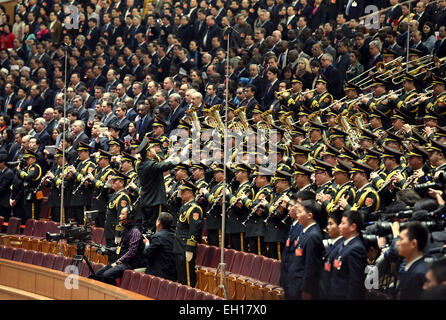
left=179, top=144, right=191, bottom=161
left=186, top=251, right=193, bottom=262
left=225, top=188, right=231, bottom=196
left=166, top=152, right=181, bottom=165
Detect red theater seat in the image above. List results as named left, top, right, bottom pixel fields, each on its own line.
left=128, top=271, right=142, bottom=293
left=120, top=269, right=134, bottom=290
left=53, top=255, right=66, bottom=271
left=41, top=253, right=56, bottom=269
left=156, top=279, right=171, bottom=300
left=175, top=284, right=188, bottom=300
left=12, top=248, right=25, bottom=262
left=32, top=251, right=45, bottom=266
left=137, top=274, right=153, bottom=297
left=147, top=277, right=161, bottom=299
left=166, top=281, right=180, bottom=300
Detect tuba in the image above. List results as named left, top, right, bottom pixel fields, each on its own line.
left=185, top=106, right=201, bottom=132
left=233, top=106, right=250, bottom=131
left=205, top=104, right=225, bottom=131
left=338, top=112, right=361, bottom=150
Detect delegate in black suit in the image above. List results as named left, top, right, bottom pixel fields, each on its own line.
left=396, top=257, right=429, bottom=300
left=0, top=162, right=14, bottom=220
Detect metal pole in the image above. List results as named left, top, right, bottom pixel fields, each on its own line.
left=406, top=1, right=411, bottom=73
left=218, top=27, right=231, bottom=300
left=58, top=46, right=68, bottom=256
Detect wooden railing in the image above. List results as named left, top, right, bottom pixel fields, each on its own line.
left=0, top=258, right=151, bottom=300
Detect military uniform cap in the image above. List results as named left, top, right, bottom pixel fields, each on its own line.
left=177, top=118, right=192, bottom=130
left=108, top=122, right=121, bottom=131
left=130, top=138, right=140, bottom=149
left=274, top=170, right=294, bottom=180
left=54, top=148, right=66, bottom=158
left=344, top=81, right=362, bottom=92
left=234, top=163, right=252, bottom=172
left=292, top=145, right=312, bottom=155
left=98, top=149, right=112, bottom=159
left=426, top=139, right=446, bottom=154
left=191, top=162, right=209, bottom=171
left=121, top=151, right=136, bottom=163
left=338, top=146, right=358, bottom=160
left=23, top=148, right=37, bottom=158
left=180, top=179, right=199, bottom=193
left=364, top=148, right=382, bottom=160
left=174, top=163, right=190, bottom=171
left=147, top=136, right=162, bottom=146
left=370, top=76, right=390, bottom=88
left=329, top=127, right=348, bottom=139
left=271, top=124, right=286, bottom=135
left=291, top=125, right=306, bottom=136
left=136, top=136, right=149, bottom=153
left=435, top=125, right=446, bottom=138
left=408, top=130, right=428, bottom=145
left=431, top=74, right=446, bottom=86
left=212, top=163, right=225, bottom=172
left=407, top=144, right=429, bottom=159
left=359, top=128, right=378, bottom=141
left=307, top=121, right=327, bottom=132
left=326, top=107, right=340, bottom=118
left=291, top=75, right=304, bottom=84
left=277, top=163, right=292, bottom=173
left=316, top=74, right=330, bottom=86
left=298, top=106, right=312, bottom=116
left=424, top=108, right=441, bottom=121
left=324, top=144, right=341, bottom=157
left=384, top=129, right=404, bottom=144
left=111, top=169, right=128, bottom=181
left=108, top=136, right=124, bottom=149
left=401, top=72, right=418, bottom=83
left=313, top=159, right=334, bottom=173
left=369, top=108, right=387, bottom=120
left=77, top=141, right=93, bottom=152
left=391, top=109, right=409, bottom=122
left=350, top=160, right=374, bottom=175
left=382, top=47, right=397, bottom=57
left=294, top=164, right=314, bottom=176
left=152, top=117, right=167, bottom=127
left=333, top=159, right=352, bottom=174
left=409, top=47, right=423, bottom=56
left=381, top=145, right=403, bottom=160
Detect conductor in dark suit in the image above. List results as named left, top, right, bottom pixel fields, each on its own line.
left=329, top=210, right=367, bottom=300
left=142, top=212, right=177, bottom=281
left=0, top=152, right=14, bottom=221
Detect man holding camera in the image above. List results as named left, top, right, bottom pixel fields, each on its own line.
left=92, top=194, right=145, bottom=286
left=141, top=212, right=177, bottom=281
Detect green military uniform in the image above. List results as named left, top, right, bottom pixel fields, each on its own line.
left=202, top=179, right=225, bottom=247
left=105, top=171, right=131, bottom=247
left=345, top=161, right=380, bottom=222
left=172, top=180, right=203, bottom=287
left=17, top=149, right=43, bottom=220
left=226, top=164, right=255, bottom=252
left=46, top=148, right=70, bottom=223
left=68, top=142, right=96, bottom=225
left=263, top=171, right=294, bottom=261
left=91, top=150, right=115, bottom=228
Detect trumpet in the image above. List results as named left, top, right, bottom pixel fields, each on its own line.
left=274, top=88, right=293, bottom=99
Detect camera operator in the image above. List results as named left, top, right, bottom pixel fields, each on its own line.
left=139, top=212, right=177, bottom=281
left=92, top=205, right=145, bottom=286
left=394, top=221, right=429, bottom=300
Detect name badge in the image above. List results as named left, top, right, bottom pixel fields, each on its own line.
left=286, top=239, right=290, bottom=247
left=295, top=248, right=303, bottom=256
left=333, top=259, right=342, bottom=270
left=324, top=262, right=332, bottom=272
left=294, top=239, right=298, bottom=247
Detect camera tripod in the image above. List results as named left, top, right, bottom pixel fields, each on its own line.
left=71, top=241, right=96, bottom=277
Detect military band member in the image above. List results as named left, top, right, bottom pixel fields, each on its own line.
left=423, top=74, right=446, bottom=118
left=16, top=149, right=43, bottom=220
left=108, top=136, right=125, bottom=169
left=427, top=139, right=446, bottom=179
left=293, top=164, right=316, bottom=194
left=328, top=127, right=347, bottom=151
left=360, top=77, right=391, bottom=116
left=388, top=72, right=419, bottom=119
left=307, top=121, right=327, bottom=162
left=338, top=161, right=380, bottom=222
left=167, top=163, right=190, bottom=224
left=368, top=109, right=387, bottom=143
left=364, top=149, right=383, bottom=173
left=357, top=129, right=378, bottom=160
left=397, top=145, right=431, bottom=189
left=46, top=148, right=69, bottom=223
left=313, top=160, right=337, bottom=196
left=136, top=136, right=188, bottom=233
left=322, top=144, right=340, bottom=167
left=88, top=149, right=115, bottom=228
left=173, top=180, right=203, bottom=287
left=240, top=166, right=274, bottom=255
left=105, top=170, right=132, bottom=247
left=225, top=163, right=255, bottom=252
left=261, top=170, right=294, bottom=260
left=150, top=117, right=170, bottom=155
left=120, top=151, right=138, bottom=202
left=337, top=82, right=361, bottom=114
left=305, top=75, right=333, bottom=112
left=200, top=164, right=226, bottom=247
left=67, top=142, right=96, bottom=225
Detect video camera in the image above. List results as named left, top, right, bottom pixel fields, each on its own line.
left=46, top=210, right=97, bottom=244
left=413, top=171, right=446, bottom=193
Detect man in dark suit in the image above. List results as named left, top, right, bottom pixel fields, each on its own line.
left=3, top=83, right=18, bottom=118
left=166, top=93, right=186, bottom=134
left=241, top=84, right=259, bottom=120
left=29, top=85, right=46, bottom=116
left=71, top=120, right=90, bottom=151
left=386, top=1, right=402, bottom=27
left=135, top=103, right=152, bottom=140
left=34, top=118, right=51, bottom=152
left=40, top=79, right=55, bottom=109
left=110, top=17, right=125, bottom=44
left=414, top=1, right=431, bottom=28
left=287, top=199, right=324, bottom=300
left=194, top=9, right=208, bottom=43
left=334, top=39, right=350, bottom=83
left=329, top=210, right=367, bottom=300
left=86, top=18, right=100, bottom=51
left=142, top=212, right=176, bottom=281
left=114, top=104, right=131, bottom=140
left=385, top=30, right=405, bottom=57
left=411, top=30, right=429, bottom=56
left=203, top=83, right=222, bottom=106
left=0, top=152, right=14, bottom=221
left=367, top=40, right=383, bottom=69
left=434, top=26, right=446, bottom=58
left=262, top=67, right=280, bottom=110
left=201, top=16, right=222, bottom=52
left=395, top=222, right=429, bottom=300
left=310, top=0, right=328, bottom=31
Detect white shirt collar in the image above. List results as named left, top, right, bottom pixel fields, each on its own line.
left=404, top=255, right=424, bottom=272
left=303, top=222, right=316, bottom=233
left=343, top=234, right=358, bottom=246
